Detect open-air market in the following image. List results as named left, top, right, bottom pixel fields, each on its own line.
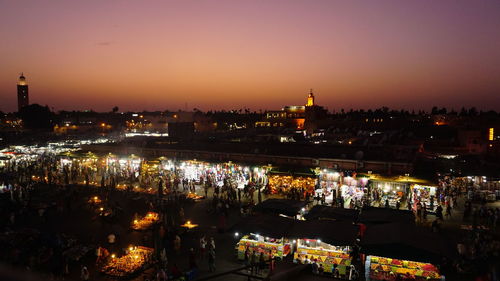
left=0, top=136, right=499, bottom=281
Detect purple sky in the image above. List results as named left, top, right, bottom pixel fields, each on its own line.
left=1, top=0, right=499, bottom=112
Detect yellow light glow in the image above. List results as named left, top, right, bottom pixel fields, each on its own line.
left=306, top=91, right=314, bottom=107
left=100, top=207, right=104, bottom=211
left=111, top=254, right=116, bottom=259
left=489, top=128, right=494, bottom=141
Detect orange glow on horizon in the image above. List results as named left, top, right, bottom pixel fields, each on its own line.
left=0, top=1, right=499, bottom=112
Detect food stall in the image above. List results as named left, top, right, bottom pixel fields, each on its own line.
left=317, top=169, right=340, bottom=203
left=231, top=214, right=295, bottom=261
left=410, top=184, right=438, bottom=211
left=289, top=219, right=359, bottom=277
left=267, top=174, right=317, bottom=195
left=318, top=169, right=340, bottom=191
left=370, top=179, right=409, bottom=208
left=131, top=212, right=159, bottom=230
left=294, top=239, right=351, bottom=275
left=141, top=160, right=161, bottom=176
left=340, top=174, right=368, bottom=208
left=237, top=233, right=291, bottom=260
left=100, top=246, right=153, bottom=277
left=361, top=223, right=452, bottom=281
left=178, top=160, right=209, bottom=182
left=365, top=255, right=443, bottom=280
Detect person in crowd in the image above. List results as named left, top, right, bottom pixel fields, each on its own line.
left=422, top=202, right=428, bottom=220
left=208, top=248, right=216, bottom=272
left=446, top=204, right=452, bottom=218
left=107, top=233, right=116, bottom=244
left=199, top=235, right=207, bottom=260
left=258, top=251, right=265, bottom=275
left=318, top=263, right=324, bottom=275
left=332, top=263, right=339, bottom=278
left=156, top=266, right=167, bottom=281
left=188, top=248, right=197, bottom=269
left=432, top=219, right=440, bottom=233
left=436, top=205, right=444, bottom=220
left=242, top=247, right=249, bottom=264
left=173, top=234, right=181, bottom=254
left=160, top=248, right=168, bottom=269
left=311, top=259, right=319, bottom=274
left=209, top=237, right=216, bottom=251
left=80, top=265, right=89, bottom=281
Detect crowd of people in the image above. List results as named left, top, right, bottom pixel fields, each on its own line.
left=0, top=152, right=273, bottom=280
left=1, top=150, right=500, bottom=281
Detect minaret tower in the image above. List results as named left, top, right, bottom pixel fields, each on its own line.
left=17, top=73, right=29, bottom=111
left=306, top=89, right=314, bottom=107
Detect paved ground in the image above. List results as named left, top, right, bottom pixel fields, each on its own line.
left=2, top=183, right=498, bottom=281
left=3, top=183, right=309, bottom=281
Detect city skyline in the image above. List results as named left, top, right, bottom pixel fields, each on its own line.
left=1, top=0, right=500, bottom=112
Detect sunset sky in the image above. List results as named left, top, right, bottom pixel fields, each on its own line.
left=1, top=0, right=499, bottom=113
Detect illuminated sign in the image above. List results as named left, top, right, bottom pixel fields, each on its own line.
left=489, top=128, right=494, bottom=141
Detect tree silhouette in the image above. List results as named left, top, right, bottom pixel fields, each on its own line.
left=18, top=104, right=54, bottom=130
left=112, top=106, right=119, bottom=113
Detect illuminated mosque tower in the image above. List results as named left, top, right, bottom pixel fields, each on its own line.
left=306, top=89, right=315, bottom=106
left=17, top=73, right=29, bottom=111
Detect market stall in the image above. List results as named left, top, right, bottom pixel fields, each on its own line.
left=289, top=220, right=359, bottom=277
left=318, top=169, right=340, bottom=191
left=365, top=255, right=443, bottom=281
left=131, top=212, right=159, bottom=230
left=370, top=179, right=409, bottom=208
left=361, top=223, right=454, bottom=280
left=316, top=169, right=340, bottom=203
left=410, top=184, right=438, bottom=211
left=231, top=214, right=295, bottom=261
left=100, top=246, right=153, bottom=277
left=267, top=174, right=316, bottom=196
left=340, top=174, right=369, bottom=208
left=178, top=160, right=209, bottom=183
left=237, top=233, right=291, bottom=260
left=294, top=239, right=351, bottom=275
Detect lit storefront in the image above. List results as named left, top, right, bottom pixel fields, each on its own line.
left=370, top=179, right=409, bottom=208
left=267, top=174, right=316, bottom=195
left=409, top=184, right=438, bottom=211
